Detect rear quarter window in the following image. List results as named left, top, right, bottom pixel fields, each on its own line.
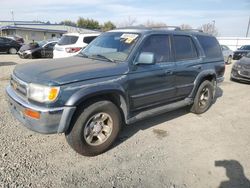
left=58, top=35, right=78, bottom=45
left=83, top=36, right=97, bottom=44
left=196, top=35, right=222, bottom=58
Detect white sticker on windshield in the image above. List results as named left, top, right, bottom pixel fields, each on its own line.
left=120, top=33, right=138, bottom=44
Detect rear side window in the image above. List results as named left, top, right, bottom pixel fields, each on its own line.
left=58, top=35, right=78, bottom=45
left=173, top=35, right=198, bottom=61
left=83, top=36, right=97, bottom=44
left=139, top=35, right=170, bottom=63
left=196, top=35, right=221, bottom=58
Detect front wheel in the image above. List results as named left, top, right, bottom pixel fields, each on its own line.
left=191, top=80, right=214, bottom=114
left=8, top=48, right=17, bottom=54
left=66, top=100, right=122, bottom=156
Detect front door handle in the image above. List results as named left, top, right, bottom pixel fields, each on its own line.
left=165, top=70, right=173, bottom=75
left=194, top=65, right=202, bottom=70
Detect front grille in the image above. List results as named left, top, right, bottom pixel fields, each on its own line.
left=239, top=70, right=250, bottom=78
left=243, top=64, right=250, bottom=69
left=10, top=75, right=28, bottom=98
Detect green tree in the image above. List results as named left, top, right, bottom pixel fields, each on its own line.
left=59, top=20, right=77, bottom=27
left=101, top=21, right=116, bottom=31
left=77, top=17, right=100, bottom=29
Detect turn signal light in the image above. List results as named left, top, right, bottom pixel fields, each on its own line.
left=24, top=109, right=40, bottom=119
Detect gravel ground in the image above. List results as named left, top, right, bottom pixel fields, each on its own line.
left=0, top=55, right=250, bottom=188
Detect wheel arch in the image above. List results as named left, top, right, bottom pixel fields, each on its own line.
left=65, top=86, right=129, bottom=128
left=189, top=70, right=217, bottom=99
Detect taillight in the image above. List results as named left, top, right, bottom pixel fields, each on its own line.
left=65, top=47, right=82, bottom=53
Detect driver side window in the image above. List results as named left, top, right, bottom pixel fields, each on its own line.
left=137, top=35, right=170, bottom=63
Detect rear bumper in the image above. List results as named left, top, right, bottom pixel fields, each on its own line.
left=53, top=50, right=80, bottom=59
left=6, top=85, right=76, bottom=134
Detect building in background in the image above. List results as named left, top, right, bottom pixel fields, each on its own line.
left=0, top=21, right=98, bottom=43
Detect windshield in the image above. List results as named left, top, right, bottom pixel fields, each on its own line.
left=82, top=32, right=140, bottom=62
left=239, top=45, right=250, bottom=50
left=58, top=35, right=78, bottom=45
left=37, top=41, right=47, bottom=47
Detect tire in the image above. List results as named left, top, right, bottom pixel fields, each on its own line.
left=226, top=56, right=232, bottom=64
left=190, top=80, right=214, bottom=114
left=66, top=100, right=122, bottom=156
left=8, top=48, right=17, bottom=54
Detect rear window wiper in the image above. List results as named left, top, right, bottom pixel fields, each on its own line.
left=92, top=54, right=115, bottom=63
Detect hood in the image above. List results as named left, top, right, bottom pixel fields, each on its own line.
left=19, top=43, right=39, bottom=52
left=237, top=56, right=250, bottom=65
left=13, top=56, right=129, bottom=85
left=234, top=50, right=250, bottom=53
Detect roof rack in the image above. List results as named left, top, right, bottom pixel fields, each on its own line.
left=149, top=26, right=181, bottom=31
left=115, top=26, right=203, bottom=32
left=116, top=25, right=181, bottom=31
left=181, top=29, right=203, bottom=32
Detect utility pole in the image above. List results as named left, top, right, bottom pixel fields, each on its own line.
left=246, top=16, right=250, bottom=38
left=10, top=10, right=14, bottom=24
left=212, top=20, right=215, bottom=35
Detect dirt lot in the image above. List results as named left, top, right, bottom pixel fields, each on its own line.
left=0, top=55, right=250, bottom=188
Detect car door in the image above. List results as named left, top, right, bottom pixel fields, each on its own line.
left=0, top=37, right=5, bottom=52
left=42, top=42, right=56, bottom=58
left=0, top=37, right=11, bottom=52
left=128, top=34, right=176, bottom=111
left=172, top=35, right=201, bottom=99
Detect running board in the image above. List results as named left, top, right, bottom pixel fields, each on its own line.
left=126, top=98, right=193, bottom=124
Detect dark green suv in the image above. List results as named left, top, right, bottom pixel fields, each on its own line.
left=6, top=27, right=225, bottom=156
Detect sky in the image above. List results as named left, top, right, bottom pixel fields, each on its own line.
left=0, top=0, right=250, bottom=37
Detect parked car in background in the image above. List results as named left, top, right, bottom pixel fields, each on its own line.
left=53, top=33, right=100, bottom=59
left=0, top=37, right=21, bottom=54
left=231, top=52, right=250, bottom=83
left=221, top=45, right=233, bottom=64
left=233, top=45, right=250, bottom=60
left=18, top=40, right=57, bottom=59
left=6, top=35, right=24, bottom=45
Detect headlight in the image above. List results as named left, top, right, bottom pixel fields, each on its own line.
left=25, top=50, right=32, bottom=54
left=233, top=63, right=242, bottom=69
left=28, top=83, right=60, bottom=103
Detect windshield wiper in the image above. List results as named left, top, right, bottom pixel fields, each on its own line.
left=92, top=54, right=115, bottom=63
left=78, top=52, right=89, bottom=58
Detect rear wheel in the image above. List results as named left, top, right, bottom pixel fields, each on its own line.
left=66, top=100, right=122, bottom=156
left=8, top=48, right=17, bottom=54
left=191, top=80, right=214, bottom=114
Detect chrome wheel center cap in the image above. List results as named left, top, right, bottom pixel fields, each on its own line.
left=93, top=122, right=103, bottom=133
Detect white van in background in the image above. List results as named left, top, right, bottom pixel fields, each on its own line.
left=53, top=33, right=100, bottom=58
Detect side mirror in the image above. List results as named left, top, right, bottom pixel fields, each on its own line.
left=135, top=52, right=155, bottom=65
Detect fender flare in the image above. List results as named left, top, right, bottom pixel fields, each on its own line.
left=65, top=84, right=129, bottom=121
left=189, top=70, right=217, bottom=99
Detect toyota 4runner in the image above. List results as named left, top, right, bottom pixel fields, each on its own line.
left=6, top=27, right=225, bottom=156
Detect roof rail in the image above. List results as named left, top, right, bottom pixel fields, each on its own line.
left=149, top=26, right=181, bottom=31
left=181, top=29, right=203, bottom=32
left=116, top=25, right=181, bottom=31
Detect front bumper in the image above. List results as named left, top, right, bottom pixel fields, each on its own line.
left=231, top=69, right=250, bottom=83
left=6, top=85, right=76, bottom=134
left=17, top=51, right=32, bottom=59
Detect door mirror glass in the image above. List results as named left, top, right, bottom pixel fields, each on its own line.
left=136, top=52, right=155, bottom=65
